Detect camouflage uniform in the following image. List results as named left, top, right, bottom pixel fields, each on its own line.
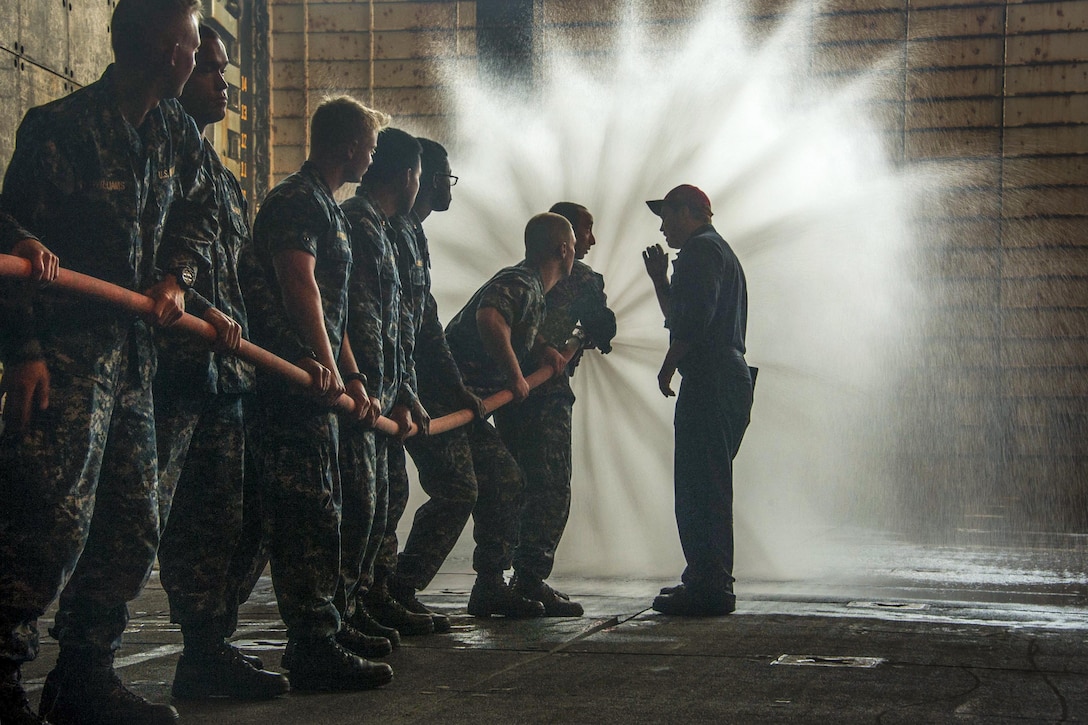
left=247, top=161, right=352, bottom=641
left=0, top=211, right=37, bottom=366
left=373, top=213, right=424, bottom=587
left=390, top=214, right=479, bottom=591
left=444, top=265, right=545, bottom=576
left=0, top=212, right=32, bottom=250
left=493, top=260, right=616, bottom=581
left=154, top=140, right=256, bottom=644
left=224, top=236, right=315, bottom=611
left=335, top=190, right=415, bottom=619
left=0, top=64, right=212, bottom=664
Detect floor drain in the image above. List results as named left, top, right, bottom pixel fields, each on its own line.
left=772, top=655, right=885, bottom=668
left=847, top=601, right=929, bottom=610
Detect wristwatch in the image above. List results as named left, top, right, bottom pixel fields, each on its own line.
left=169, top=266, right=197, bottom=291
left=343, top=371, right=368, bottom=387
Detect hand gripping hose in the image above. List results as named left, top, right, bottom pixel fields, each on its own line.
left=0, top=253, right=577, bottom=438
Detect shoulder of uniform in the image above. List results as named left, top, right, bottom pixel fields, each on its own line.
left=573, top=259, right=605, bottom=279
left=684, top=231, right=725, bottom=255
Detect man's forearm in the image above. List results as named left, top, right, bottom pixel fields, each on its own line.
left=654, top=281, right=670, bottom=318
left=663, top=338, right=691, bottom=369
left=274, top=250, right=338, bottom=369
left=477, top=307, right=522, bottom=383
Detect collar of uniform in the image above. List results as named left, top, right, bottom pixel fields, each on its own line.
left=676, top=222, right=713, bottom=249
left=299, top=160, right=334, bottom=198
left=355, top=187, right=389, bottom=224
left=99, top=64, right=169, bottom=149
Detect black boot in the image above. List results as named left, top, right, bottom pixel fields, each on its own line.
left=511, top=573, right=584, bottom=617
left=334, top=623, right=393, bottom=659
left=39, top=659, right=178, bottom=725
left=652, top=585, right=736, bottom=616
left=180, top=619, right=265, bottom=670
left=467, top=574, right=545, bottom=618
left=362, top=586, right=434, bottom=636
left=389, top=579, right=451, bottom=634
left=0, top=660, right=47, bottom=725
left=346, top=605, right=401, bottom=648
left=282, top=636, right=393, bottom=692
left=171, top=641, right=289, bottom=700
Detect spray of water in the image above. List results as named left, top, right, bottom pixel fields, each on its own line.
left=407, top=2, right=927, bottom=583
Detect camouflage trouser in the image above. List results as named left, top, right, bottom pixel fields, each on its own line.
left=0, top=325, right=159, bottom=663
left=494, top=392, right=574, bottom=581
left=333, top=422, right=378, bottom=620
left=227, top=401, right=271, bottom=609
left=356, top=436, right=390, bottom=598
left=464, top=419, right=524, bottom=576
left=394, top=426, right=476, bottom=591
left=247, top=394, right=342, bottom=640
left=154, top=389, right=246, bottom=641
left=374, top=442, right=409, bottom=587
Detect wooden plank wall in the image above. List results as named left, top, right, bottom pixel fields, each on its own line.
left=268, top=0, right=476, bottom=185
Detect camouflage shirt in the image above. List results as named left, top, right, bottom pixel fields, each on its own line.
left=341, top=189, right=414, bottom=414
left=445, top=264, right=546, bottom=397
left=0, top=211, right=34, bottom=252
left=0, top=64, right=213, bottom=362
left=533, top=259, right=616, bottom=396
left=389, top=212, right=426, bottom=398
left=249, top=161, right=353, bottom=383
left=390, top=213, right=467, bottom=414
left=156, top=140, right=255, bottom=395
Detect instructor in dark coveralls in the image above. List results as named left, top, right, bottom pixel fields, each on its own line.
left=642, top=184, right=753, bottom=617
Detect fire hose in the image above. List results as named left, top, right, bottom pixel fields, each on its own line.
left=0, top=253, right=577, bottom=438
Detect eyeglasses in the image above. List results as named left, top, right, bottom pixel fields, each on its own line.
left=433, top=173, right=458, bottom=187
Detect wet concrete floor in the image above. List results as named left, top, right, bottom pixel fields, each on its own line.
left=19, top=531, right=1088, bottom=723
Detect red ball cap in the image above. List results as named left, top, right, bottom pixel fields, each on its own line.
left=646, top=184, right=713, bottom=217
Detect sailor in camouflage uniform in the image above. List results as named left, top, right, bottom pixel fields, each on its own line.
left=382, top=139, right=485, bottom=631
left=0, top=2, right=231, bottom=722
left=153, top=25, right=289, bottom=701
left=247, top=96, right=393, bottom=692
left=496, top=203, right=616, bottom=617
left=444, top=213, right=575, bottom=618
left=370, top=210, right=430, bottom=639
left=336, top=128, right=431, bottom=648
